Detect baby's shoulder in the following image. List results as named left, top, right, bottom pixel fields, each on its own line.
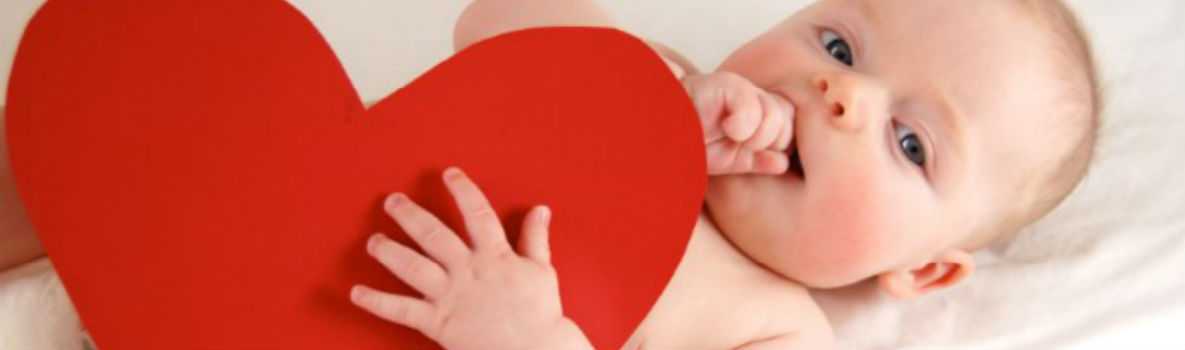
left=678, top=216, right=833, bottom=346
left=744, top=275, right=830, bottom=334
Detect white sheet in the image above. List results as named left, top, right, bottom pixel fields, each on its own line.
left=2, top=1, right=1183, bottom=349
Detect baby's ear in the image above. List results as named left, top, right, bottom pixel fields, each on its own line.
left=876, top=250, right=976, bottom=300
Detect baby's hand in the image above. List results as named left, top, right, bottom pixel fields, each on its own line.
left=350, top=167, right=592, bottom=350
left=682, top=72, right=795, bottom=175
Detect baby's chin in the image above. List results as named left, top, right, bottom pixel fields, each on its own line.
left=705, top=175, right=874, bottom=287
left=706, top=173, right=804, bottom=215
left=704, top=174, right=806, bottom=253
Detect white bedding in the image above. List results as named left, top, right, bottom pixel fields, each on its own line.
left=2, top=0, right=1183, bottom=349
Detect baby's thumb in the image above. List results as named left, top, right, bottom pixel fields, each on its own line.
left=706, top=142, right=788, bottom=175
left=519, top=205, right=552, bottom=264
left=752, top=150, right=790, bottom=175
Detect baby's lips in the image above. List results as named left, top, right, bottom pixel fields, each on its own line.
left=765, top=90, right=796, bottom=151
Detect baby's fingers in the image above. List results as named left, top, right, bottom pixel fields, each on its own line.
left=751, top=150, right=790, bottom=175
left=772, top=95, right=795, bottom=151
left=442, top=167, right=513, bottom=254
left=686, top=80, right=727, bottom=142
left=350, top=285, right=437, bottom=335
left=705, top=141, right=743, bottom=175
left=367, top=233, right=446, bottom=297
left=741, top=93, right=787, bottom=150
left=721, top=86, right=762, bottom=143
left=706, top=141, right=788, bottom=175
left=518, top=205, right=552, bottom=264
left=385, top=193, right=470, bottom=271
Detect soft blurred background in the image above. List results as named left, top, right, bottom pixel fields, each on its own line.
left=3, top=1, right=1183, bottom=349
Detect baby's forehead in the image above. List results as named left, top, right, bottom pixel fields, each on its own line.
left=943, top=60, right=1085, bottom=224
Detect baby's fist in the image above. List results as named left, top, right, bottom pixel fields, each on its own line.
left=682, top=72, right=795, bottom=175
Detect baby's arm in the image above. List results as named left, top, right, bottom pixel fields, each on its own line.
left=455, top=0, right=615, bottom=51
left=737, top=336, right=799, bottom=350
left=454, top=0, right=699, bottom=79
left=455, top=1, right=794, bottom=176
left=736, top=333, right=833, bottom=350
left=0, top=109, right=43, bottom=273
left=735, top=291, right=835, bottom=350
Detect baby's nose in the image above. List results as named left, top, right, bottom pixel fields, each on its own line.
left=812, top=72, right=890, bottom=133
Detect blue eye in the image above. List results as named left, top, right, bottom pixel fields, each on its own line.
left=820, top=30, right=853, bottom=66
left=894, top=122, right=926, bottom=167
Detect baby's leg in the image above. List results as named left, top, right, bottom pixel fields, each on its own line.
left=454, top=0, right=618, bottom=52
left=0, top=109, right=43, bottom=272
left=454, top=0, right=698, bottom=79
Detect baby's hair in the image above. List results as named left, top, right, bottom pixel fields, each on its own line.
left=984, top=0, right=1102, bottom=246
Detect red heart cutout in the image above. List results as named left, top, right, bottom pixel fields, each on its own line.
left=6, top=1, right=705, bottom=349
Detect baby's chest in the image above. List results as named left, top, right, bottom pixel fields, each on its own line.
left=622, top=220, right=812, bottom=350
left=625, top=281, right=802, bottom=350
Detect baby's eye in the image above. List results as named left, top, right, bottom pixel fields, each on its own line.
left=894, top=122, right=927, bottom=167
left=820, top=30, right=853, bottom=66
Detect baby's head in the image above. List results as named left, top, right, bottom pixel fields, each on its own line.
left=705, top=0, right=1099, bottom=296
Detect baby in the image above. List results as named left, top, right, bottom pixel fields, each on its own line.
left=348, top=0, right=1100, bottom=349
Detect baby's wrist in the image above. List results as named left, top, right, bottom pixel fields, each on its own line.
left=528, top=318, right=594, bottom=350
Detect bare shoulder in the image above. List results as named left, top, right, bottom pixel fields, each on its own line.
left=746, top=276, right=835, bottom=349
left=686, top=215, right=834, bottom=349
left=452, top=0, right=697, bottom=80
left=453, top=0, right=617, bottom=52
left=0, top=108, right=45, bottom=272
left=645, top=40, right=700, bottom=78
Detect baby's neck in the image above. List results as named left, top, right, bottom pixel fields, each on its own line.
left=691, top=210, right=799, bottom=284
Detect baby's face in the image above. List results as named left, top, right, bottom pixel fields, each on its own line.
left=707, top=0, right=1067, bottom=288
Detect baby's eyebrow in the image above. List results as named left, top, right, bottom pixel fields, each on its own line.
left=931, top=90, right=968, bottom=171
left=855, top=0, right=881, bottom=26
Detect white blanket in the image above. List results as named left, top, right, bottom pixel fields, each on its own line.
left=2, top=0, right=1183, bottom=349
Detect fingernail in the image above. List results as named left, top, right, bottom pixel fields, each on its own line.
left=443, top=167, right=463, bottom=181
left=350, top=285, right=364, bottom=302
left=386, top=193, right=406, bottom=208
left=539, top=206, right=551, bottom=223
left=367, top=233, right=384, bottom=253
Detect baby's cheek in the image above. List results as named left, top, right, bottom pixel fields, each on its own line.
left=796, top=180, right=899, bottom=287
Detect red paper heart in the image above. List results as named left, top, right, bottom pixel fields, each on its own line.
left=6, top=1, right=704, bottom=349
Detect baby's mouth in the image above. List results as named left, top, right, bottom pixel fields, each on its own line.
left=788, top=140, right=805, bottom=180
